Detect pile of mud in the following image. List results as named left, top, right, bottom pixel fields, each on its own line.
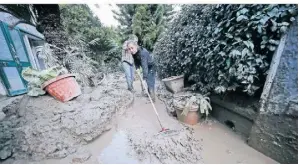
left=127, top=127, right=202, bottom=163
left=124, top=79, right=203, bottom=164
left=156, top=80, right=176, bottom=114
left=0, top=73, right=133, bottom=163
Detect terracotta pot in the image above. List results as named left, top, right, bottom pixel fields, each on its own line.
left=175, top=105, right=199, bottom=125
left=42, top=74, right=81, bottom=102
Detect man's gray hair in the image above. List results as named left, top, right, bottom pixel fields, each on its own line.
left=128, top=34, right=138, bottom=42
left=126, top=40, right=138, bottom=47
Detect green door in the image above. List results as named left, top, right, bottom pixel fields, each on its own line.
left=0, top=22, right=31, bottom=96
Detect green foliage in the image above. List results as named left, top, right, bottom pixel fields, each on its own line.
left=114, top=4, right=175, bottom=51
left=173, top=93, right=212, bottom=117
left=43, top=41, right=103, bottom=87
left=113, top=4, right=137, bottom=40
left=155, top=4, right=297, bottom=96
left=60, top=4, right=122, bottom=66
left=21, top=66, right=67, bottom=96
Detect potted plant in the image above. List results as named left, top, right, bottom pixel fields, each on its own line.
left=22, top=66, right=81, bottom=102
left=172, top=93, right=212, bottom=125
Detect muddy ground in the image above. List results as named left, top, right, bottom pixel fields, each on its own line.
left=40, top=79, right=276, bottom=164
left=0, top=73, right=278, bottom=164
left=95, top=80, right=277, bottom=164
left=0, top=73, right=133, bottom=163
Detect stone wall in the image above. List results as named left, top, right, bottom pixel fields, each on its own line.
left=211, top=95, right=258, bottom=138
left=248, top=17, right=298, bottom=164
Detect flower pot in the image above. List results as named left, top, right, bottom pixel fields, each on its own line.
left=42, top=74, right=81, bottom=102
left=162, top=75, right=184, bottom=93
left=175, top=104, right=199, bottom=125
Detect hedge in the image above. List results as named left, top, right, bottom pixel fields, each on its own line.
left=154, top=4, right=297, bottom=96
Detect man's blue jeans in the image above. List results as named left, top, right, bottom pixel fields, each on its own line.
left=122, top=62, right=134, bottom=90
left=146, top=67, right=156, bottom=92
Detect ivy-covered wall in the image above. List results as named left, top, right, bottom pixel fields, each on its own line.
left=248, top=17, right=298, bottom=164
left=154, top=4, right=297, bottom=96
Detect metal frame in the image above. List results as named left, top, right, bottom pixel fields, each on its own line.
left=3, top=24, right=31, bottom=66
left=0, top=22, right=13, bottom=94
left=18, top=27, right=44, bottom=40
left=0, top=21, right=37, bottom=96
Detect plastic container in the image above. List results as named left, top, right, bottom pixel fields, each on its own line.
left=162, top=75, right=184, bottom=93
left=42, top=74, right=81, bottom=102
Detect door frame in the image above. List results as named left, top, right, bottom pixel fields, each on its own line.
left=0, top=21, right=31, bottom=96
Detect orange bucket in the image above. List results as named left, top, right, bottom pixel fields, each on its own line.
left=42, top=74, right=82, bottom=102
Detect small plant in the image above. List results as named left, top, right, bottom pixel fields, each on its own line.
left=197, top=94, right=212, bottom=117
left=173, top=93, right=212, bottom=117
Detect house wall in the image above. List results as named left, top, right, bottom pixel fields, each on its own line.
left=248, top=18, right=298, bottom=164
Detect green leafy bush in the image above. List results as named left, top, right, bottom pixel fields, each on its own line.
left=60, top=4, right=121, bottom=66
left=154, top=4, right=297, bottom=96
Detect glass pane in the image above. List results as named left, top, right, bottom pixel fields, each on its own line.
left=23, top=34, right=39, bottom=70
left=36, top=46, right=46, bottom=70
left=9, top=29, right=29, bottom=62
left=0, top=28, right=13, bottom=60
left=3, top=67, right=25, bottom=91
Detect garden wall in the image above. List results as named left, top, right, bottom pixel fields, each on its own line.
left=248, top=17, right=298, bottom=164
left=210, top=94, right=258, bottom=138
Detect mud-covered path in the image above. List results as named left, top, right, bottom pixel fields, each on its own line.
left=97, top=80, right=277, bottom=164
left=37, top=79, right=277, bottom=164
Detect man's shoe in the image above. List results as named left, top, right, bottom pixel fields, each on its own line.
left=142, top=90, right=148, bottom=97
left=149, top=90, right=156, bottom=102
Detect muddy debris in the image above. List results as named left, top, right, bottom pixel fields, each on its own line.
left=123, top=79, right=203, bottom=163
left=156, top=80, right=177, bottom=117
left=1, top=98, right=21, bottom=116
left=128, top=127, right=203, bottom=164
left=0, top=112, right=5, bottom=121
left=70, top=150, right=92, bottom=164
left=0, top=73, right=133, bottom=163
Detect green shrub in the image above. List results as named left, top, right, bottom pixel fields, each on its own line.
left=154, top=4, right=297, bottom=95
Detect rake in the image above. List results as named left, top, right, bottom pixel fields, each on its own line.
left=136, top=71, right=177, bottom=135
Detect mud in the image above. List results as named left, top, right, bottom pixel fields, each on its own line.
left=103, top=79, right=204, bottom=164
left=156, top=80, right=176, bottom=116
left=127, top=127, right=202, bottom=163
left=0, top=73, right=133, bottom=163
left=1, top=75, right=278, bottom=164
left=153, top=79, right=277, bottom=164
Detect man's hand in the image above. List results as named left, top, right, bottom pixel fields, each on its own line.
left=136, top=68, right=142, bottom=75
left=136, top=68, right=147, bottom=88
